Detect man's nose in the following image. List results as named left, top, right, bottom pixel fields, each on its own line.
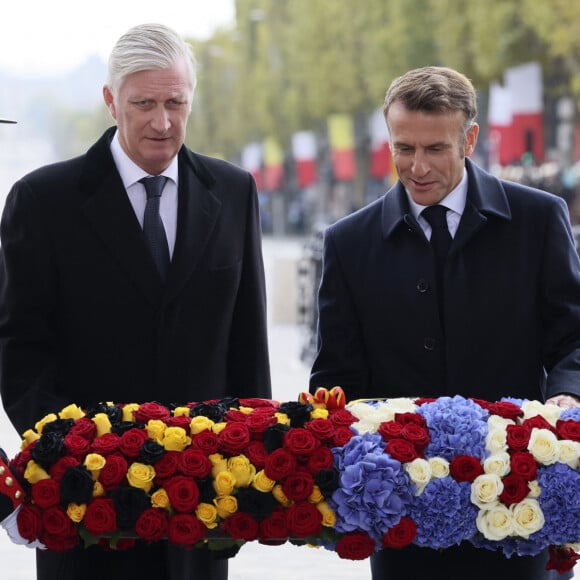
left=411, top=151, right=429, bottom=176
left=150, top=106, right=170, bottom=132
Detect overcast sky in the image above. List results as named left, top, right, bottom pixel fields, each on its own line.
left=1, top=0, right=235, bottom=76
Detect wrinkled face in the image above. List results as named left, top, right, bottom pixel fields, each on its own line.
left=103, top=60, right=193, bottom=175
left=387, top=101, right=479, bottom=206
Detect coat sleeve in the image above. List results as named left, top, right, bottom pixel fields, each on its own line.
left=0, top=181, right=65, bottom=435
left=309, top=226, right=370, bottom=401
left=225, top=173, right=271, bottom=399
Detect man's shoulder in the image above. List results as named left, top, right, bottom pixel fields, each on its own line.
left=180, top=148, right=252, bottom=186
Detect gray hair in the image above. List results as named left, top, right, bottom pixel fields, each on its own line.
left=106, top=23, right=197, bottom=98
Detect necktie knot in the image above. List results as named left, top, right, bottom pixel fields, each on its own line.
left=140, top=176, right=168, bottom=199
left=422, top=204, right=449, bottom=231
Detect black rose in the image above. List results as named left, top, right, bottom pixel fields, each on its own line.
left=41, top=418, right=75, bottom=437
left=30, top=431, right=65, bottom=470
left=197, top=477, right=216, bottom=504
left=190, top=402, right=228, bottom=423
left=139, top=440, right=165, bottom=465
left=110, top=487, right=150, bottom=530
left=278, top=401, right=313, bottom=428
left=60, top=465, right=95, bottom=505
left=112, top=421, right=144, bottom=435
left=235, top=487, right=277, bottom=521
left=315, top=468, right=340, bottom=496
left=263, top=424, right=291, bottom=453
left=85, top=403, right=123, bottom=427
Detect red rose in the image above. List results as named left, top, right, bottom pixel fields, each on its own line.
left=378, top=422, right=403, bottom=441
left=135, top=508, right=169, bottom=543
left=9, top=448, right=32, bottom=478
left=168, top=513, right=207, bottom=548
left=333, top=427, right=355, bottom=447
left=382, top=517, right=417, bottom=549
left=218, top=423, right=251, bottom=455
left=506, top=424, right=532, bottom=451
left=285, top=501, right=322, bottom=537
left=449, top=455, right=484, bottom=483
left=259, top=507, right=289, bottom=545
left=401, top=424, right=430, bottom=449
left=31, top=478, right=60, bottom=508
left=91, top=433, right=121, bottom=455
left=63, top=434, right=91, bottom=459
left=39, top=505, right=79, bottom=551
left=547, top=546, right=580, bottom=574
left=395, top=413, right=427, bottom=428
left=49, top=456, right=80, bottom=481
left=385, top=439, right=418, bottom=463
left=510, top=451, right=537, bottom=481
left=223, top=409, right=248, bottom=423
left=305, top=418, right=335, bottom=442
left=244, top=440, right=268, bottom=470
left=245, top=411, right=278, bottom=438
left=523, top=415, right=557, bottom=434
left=239, top=398, right=279, bottom=410
left=414, top=397, right=436, bottom=406
left=283, top=428, right=320, bottom=456
left=499, top=474, right=530, bottom=506
left=133, top=402, right=171, bottom=423
left=166, top=416, right=191, bottom=430
left=222, top=511, right=259, bottom=541
left=556, top=419, right=580, bottom=442
left=177, top=449, right=212, bottom=478
left=264, top=448, right=297, bottom=480
left=335, top=531, right=376, bottom=560
left=17, top=503, right=43, bottom=542
left=306, top=446, right=334, bottom=475
left=165, top=476, right=200, bottom=513
left=118, top=428, right=149, bottom=458
left=153, top=451, right=179, bottom=483
left=40, top=530, right=80, bottom=552
left=190, top=430, right=220, bottom=455
left=328, top=409, right=357, bottom=428
left=83, top=498, right=117, bottom=536
left=488, top=402, right=523, bottom=421
left=282, top=472, right=315, bottom=502
left=68, top=417, right=97, bottom=440
left=99, top=453, right=128, bottom=490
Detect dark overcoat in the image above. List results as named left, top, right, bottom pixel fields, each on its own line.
left=310, top=158, right=580, bottom=579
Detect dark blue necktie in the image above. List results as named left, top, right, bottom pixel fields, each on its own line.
left=422, top=205, right=452, bottom=326
left=140, top=176, right=170, bottom=281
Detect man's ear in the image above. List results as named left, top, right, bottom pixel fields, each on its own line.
left=103, top=86, right=117, bottom=120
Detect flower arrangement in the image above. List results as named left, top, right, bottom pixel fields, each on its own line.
left=3, top=388, right=580, bottom=573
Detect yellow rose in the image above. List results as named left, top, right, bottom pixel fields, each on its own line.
left=528, top=428, right=560, bottom=465
left=162, top=426, right=191, bottom=452
left=209, top=454, right=228, bottom=477
left=84, top=453, right=106, bottom=479
left=35, top=413, right=58, bottom=435
left=252, top=470, right=276, bottom=493
left=122, top=403, right=140, bottom=422
left=214, top=470, right=236, bottom=496
left=308, top=485, right=324, bottom=504
left=471, top=474, right=503, bottom=508
left=557, top=440, right=580, bottom=469
left=476, top=504, right=514, bottom=541
left=190, top=416, right=215, bottom=435
left=238, top=406, right=254, bottom=415
left=127, top=462, right=156, bottom=492
left=310, top=408, right=329, bottom=420
left=93, top=481, right=105, bottom=497
left=274, top=413, right=291, bottom=426
left=173, top=406, right=190, bottom=418
left=66, top=502, right=86, bottom=523
left=512, top=498, right=545, bottom=538
left=316, top=501, right=336, bottom=527
left=20, top=429, right=40, bottom=450
left=214, top=495, right=237, bottom=519
left=146, top=419, right=166, bottom=442
left=211, top=422, right=227, bottom=435
left=92, top=413, right=112, bottom=436
left=227, top=455, right=255, bottom=488
left=59, top=404, right=85, bottom=421
left=272, top=484, right=291, bottom=507
left=151, top=488, right=170, bottom=509
left=196, top=502, right=218, bottom=528
left=23, top=460, right=50, bottom=484
left=428, top=457, right=450, bottom=478
left=483, top=452, right=511, bottom=477
left=404, top=458, right=431, bottom=494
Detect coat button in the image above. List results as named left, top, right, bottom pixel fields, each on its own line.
left=424, top=337, right=437, bottom=351
left=416, top=279, right=429, bottom=293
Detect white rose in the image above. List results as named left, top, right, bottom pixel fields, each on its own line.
left=405, top=458, right=431, bottom=494
left=476, top=504, right=514, bottom=541
left=486, top=428, right=508, bottom=454
left=383, top=398, right=417, bottom=415
left=528, top=428, right=560, bottom=465
left=483, top=452, right=511, bottom=477
left=521, top=400, right=561, bottom=426
left=487, top=415, right=514, bottom=431
left=511, top=498, right=545, bottom=538
left=557, top=440, right=580, bottom=469
left=428, top=457, right=450, bottom=479
left=527, top=480, right=541, bottom=499
left=471, top=474, right=504, bottom=508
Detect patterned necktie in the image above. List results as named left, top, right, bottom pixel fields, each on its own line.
left=139, top=176, right=170, bottom=281
left=422, top=205, right=452, bottom=326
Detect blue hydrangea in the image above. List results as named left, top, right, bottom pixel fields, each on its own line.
left=560, top=407, right=580, bottom=421
left=417, top=396, right=489, bottom=461
left=329, top=432, right=414, bottom=543
left=408, top=478, right=478, bottom=549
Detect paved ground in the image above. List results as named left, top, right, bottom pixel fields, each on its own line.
left=0, top=237, right=576, bottom=579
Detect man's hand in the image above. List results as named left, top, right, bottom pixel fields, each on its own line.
left=545, top=394, right=580, bottom=409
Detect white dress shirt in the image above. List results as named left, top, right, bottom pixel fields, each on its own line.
left=109, top=131, right=179, bottom=257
